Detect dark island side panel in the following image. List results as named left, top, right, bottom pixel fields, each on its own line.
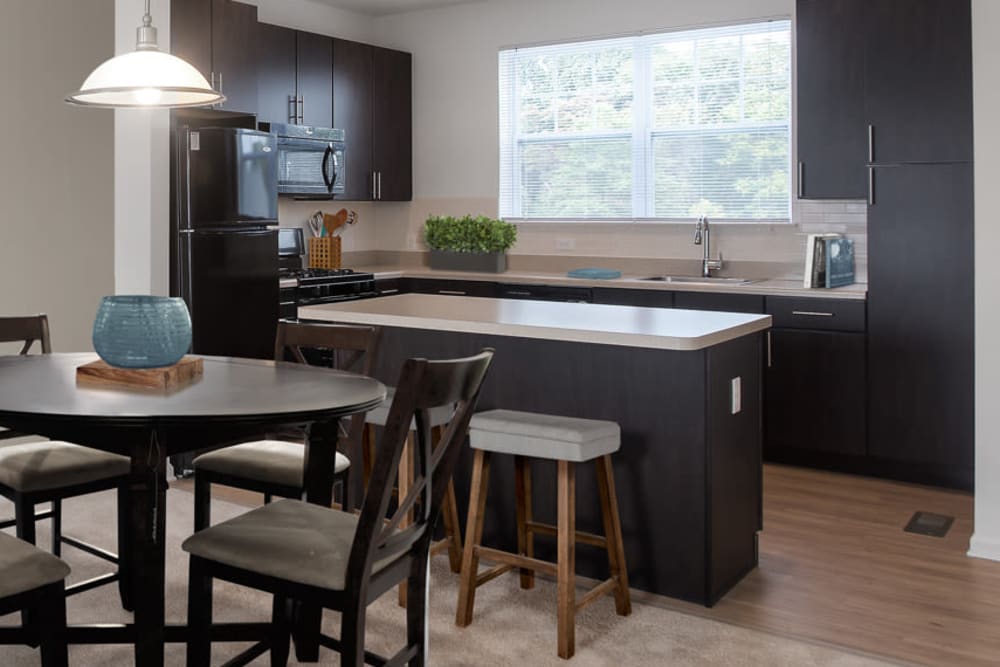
left=366, top=325, right=762, bottom=604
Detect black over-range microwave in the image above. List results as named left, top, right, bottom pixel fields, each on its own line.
left=260, top=122, right=345, bottom=198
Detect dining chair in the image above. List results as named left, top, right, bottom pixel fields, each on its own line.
left=0, top=531, right=71, bottom=666
left=182, top=348, right=495, bottom=667
left=190, top=321, right=381, bottom=530
left=0, top=314, right=134, bottom=611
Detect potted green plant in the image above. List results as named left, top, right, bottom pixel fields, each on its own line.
left=424, top=215, right=518, bottom=273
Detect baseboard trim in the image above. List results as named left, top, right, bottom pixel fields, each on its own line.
left=968, top=534, right=1000, bottom=561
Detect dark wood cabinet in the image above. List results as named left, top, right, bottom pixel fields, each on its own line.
left=496, top=284, right=592, bottom=303
left=333, top=39, right=375, bottom=201
left=765, top=329, right=867, bottom=457
left=406, top=278, right=497, bottom=298
left=864, top=0, right=973, bottom=164
left=674, top=292, right=764, bottom=314
left=171, top=0, right=257, bottom=114
left=795, top=0, right=867, bottom=199
left=296, top=32, right=333, bottom=127
left=332, top=41, right=412, bottom=202
left=372, top=47, right=413, bottom=201
left=867, top=162, right=973, bottom=474
left=255, top=23, right=296, bottom=125
left=592, top=288, right=674, bottom=308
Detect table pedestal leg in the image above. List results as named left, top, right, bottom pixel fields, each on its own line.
left=294, top=418, right=341, bottom=662
left=129, top=434, right=168, bottom=667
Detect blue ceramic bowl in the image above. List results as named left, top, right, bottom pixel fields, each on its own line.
left=92, top=296, right=192, bottom=369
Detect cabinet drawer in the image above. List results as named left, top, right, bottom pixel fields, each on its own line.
left=766, top=296, right=866, bottom=332
left=674, top=291, right=764, bottom=313
left=592, top=287, right=673, bottom=308
left=407, top=278, right=496, bottom=298
left=498, top=284, right=593, bottom=303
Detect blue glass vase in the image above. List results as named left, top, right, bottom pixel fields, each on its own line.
left=92, top=296, right=192, bottom=369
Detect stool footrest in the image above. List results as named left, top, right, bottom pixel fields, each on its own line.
left=475, top=546, right=558, bottom=577
left=524, top=521, right=607, bottom=549
left=61, top=535, right=119, bottom=565
left=429, top=538, right=451, bottom=556
left=65, top=572, right=119, bottom=598
left=475, top=563, right=514, bottom=587
left=576, top=577, right=620, bottom=613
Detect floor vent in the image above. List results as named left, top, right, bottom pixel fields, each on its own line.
left=904, top=511, right=954, bottom=538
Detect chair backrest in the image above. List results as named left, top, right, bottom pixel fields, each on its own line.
left=0, top=315, right=51, bottom=355
left=347, top=348, right=495, bottom=591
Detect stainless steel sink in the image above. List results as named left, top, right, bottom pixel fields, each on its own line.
left=638, top=275, right=758, bottom=285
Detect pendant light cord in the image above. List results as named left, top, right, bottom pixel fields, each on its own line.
left=143, top=0, right=152, bottom=27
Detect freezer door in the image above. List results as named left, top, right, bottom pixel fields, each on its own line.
left=182, top=229, right=279, bottom=359
left=186, top=128, right=278, bottom=227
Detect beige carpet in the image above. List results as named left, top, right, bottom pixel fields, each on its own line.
left=0, top=489, right=897, bottom=666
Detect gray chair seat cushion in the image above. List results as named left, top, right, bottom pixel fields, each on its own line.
left=0, top=531, right=70, bottom=599
left=192, top=440, right=350, bottom=489
left=182, top=499, right=396, bottom=591
left=0, top=441, right=130, bottom=493
left=365, top=387, right=453, bottom=428
left=469, top=410, right=621, bottom=462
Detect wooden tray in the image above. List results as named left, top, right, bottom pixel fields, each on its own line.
left=76, top=356, right=204, bottom=391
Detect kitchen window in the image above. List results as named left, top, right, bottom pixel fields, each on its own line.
left=498, top=20, right=791, bottom=222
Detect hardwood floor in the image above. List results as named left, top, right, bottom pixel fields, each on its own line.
left=176, top=464, right=1000, bottom=666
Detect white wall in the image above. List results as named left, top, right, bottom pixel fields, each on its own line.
left=970, top=0, right=1000, bottom=562
left=0, top=0, right=115, bottom=351
left=369, top=0, right=858, bottom=265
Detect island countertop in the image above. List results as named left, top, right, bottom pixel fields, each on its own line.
left=299, top=293, right=772, bottom=351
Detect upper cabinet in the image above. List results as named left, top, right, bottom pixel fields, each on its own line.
left=795, top=0, right=867, bottom=199
left=863, top=0, right=972, bottom=164
left=171, top=0, right=258, bottom=114
left=256, top=26, right=333, bottom=127
left=333, top=41, right=412, bottom=201
left=796, top=0, right=973, bottom=198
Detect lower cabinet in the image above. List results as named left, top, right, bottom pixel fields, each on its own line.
left=764, top=329, right=867, bottom=457
left=496, top=284, right=592, bottom=303
left=674, top=291, right=764, bottom=313
left=405, top=278, right=497, bottom=298
left=592, top=287, right=673, bottom=308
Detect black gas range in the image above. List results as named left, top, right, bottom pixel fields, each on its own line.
left=279, top=267, right=377, bottom=319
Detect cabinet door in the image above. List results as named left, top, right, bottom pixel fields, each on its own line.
left=796, top=0, right=867, bottom=199
left=333, top=39, right=374, bottom=201
left=171, top=0, right=212, bottom=80
left=864, top=0, right=972, bottom=164
left=765, top=330, right=867, bottom=456
left=868, top=163, right=973, bottom=468
left=673, top=292, right=764, bottom=313
left=211, top=0, right=258, bottom=114
left=407, top=279, right=496, bottom=298
left=296, top=31, right=333, bottom=128
left=256, top=23, right=297, bottom=125
left=592, top=288, right=673, bottom=308
left=372, top=47, right=412, bottom=201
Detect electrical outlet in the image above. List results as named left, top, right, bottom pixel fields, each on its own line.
left=555, top=238, right=576, bottom=250
left=731, top=377, right=742, bottom=414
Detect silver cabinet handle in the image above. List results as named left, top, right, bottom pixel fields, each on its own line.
left=377, top=171, right=382, bottom=200
left=868, top=124, right=874, bottom=163
left=210, top=72, right=215, bottom=88
left=791, top=310, right=834, bottom=317
left=297, top=96, right=304, bottom=124
left=288, top=95, right=296, bottom=123
left=437, top=290, right=466, bottom=296
left=379, top=288, right=400, bottom=295
left=218, top=71, right=223, bottom=95
left=868, top=167, right=875, bottom=206
left=506, top=290, right=533, bottom=297
left=766, top=331, right=772, bottom=368
left=797, top=161, right=804, bottom=198
left=372, top=172, right=377, bottom=199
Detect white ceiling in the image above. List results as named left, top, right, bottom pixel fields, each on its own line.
left=314, top=0, right=485, bottom=17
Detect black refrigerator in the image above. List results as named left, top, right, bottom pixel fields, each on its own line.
left=170, top=126, right=279, bottom=360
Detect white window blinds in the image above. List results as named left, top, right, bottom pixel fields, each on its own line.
left=498, top=20, right=791, bottom=221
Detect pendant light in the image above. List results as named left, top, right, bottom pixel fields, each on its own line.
left=66, top=0, right=224, bottom=109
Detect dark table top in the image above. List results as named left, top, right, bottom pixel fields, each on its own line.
left=0, top=353, right=386, bottom=427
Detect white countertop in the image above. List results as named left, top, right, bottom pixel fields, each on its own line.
left=300, top=293, right=772, bottom=351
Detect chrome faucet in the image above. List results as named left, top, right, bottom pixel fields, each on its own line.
left=693, top=216, right=724, bottom=278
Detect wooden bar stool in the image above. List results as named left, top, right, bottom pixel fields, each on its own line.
left=456, top=409, right=631, bottom=660
left=364, top=390, right=464, bottom=578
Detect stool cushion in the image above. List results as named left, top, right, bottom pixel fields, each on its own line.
left=469, top=410, right=620, bottom=462
left=192, top=440, right=350, bottom=489
left=0, top=532, right=70, bottom=599
left=365, top=387, right=453, bottom=428
left=182, top=499, right=397, bottom=592
left=0, top=441, right=130, bottom=493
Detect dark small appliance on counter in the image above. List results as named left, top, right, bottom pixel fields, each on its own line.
left=277, top=227, right=377, bottom=320
left=260, top=122, right=346, bottom=198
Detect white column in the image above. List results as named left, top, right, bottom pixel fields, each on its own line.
left=970, top=0, right=1000, bottom=562
left=114, top=0, right=171, bottom=296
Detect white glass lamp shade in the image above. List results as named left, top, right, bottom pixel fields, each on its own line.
left=66, top=50, right=224, bottom=108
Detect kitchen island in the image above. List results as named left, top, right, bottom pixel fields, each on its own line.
left=301, top=294, right=771, bottom=605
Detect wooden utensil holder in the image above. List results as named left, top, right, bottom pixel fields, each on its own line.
left=308, top=236, right=342, bottom=269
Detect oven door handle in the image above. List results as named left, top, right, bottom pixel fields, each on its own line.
left=321, top=144, right=334, bottom=192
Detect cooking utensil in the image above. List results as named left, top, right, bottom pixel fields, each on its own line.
left=307, top=211, right=323, bottom=237
left=323, top=209, right=357, bottom=237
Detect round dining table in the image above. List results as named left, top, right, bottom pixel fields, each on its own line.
left=0, top=353, right=386, bottom=666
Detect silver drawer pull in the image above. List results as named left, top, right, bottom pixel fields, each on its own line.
left=379, top=289, right=400, bottom=295
left=791, top=310, right=834, bottom=317
left=506, top=290, right=533, bottom=296
left=438, top=290, right=467, bottom=296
